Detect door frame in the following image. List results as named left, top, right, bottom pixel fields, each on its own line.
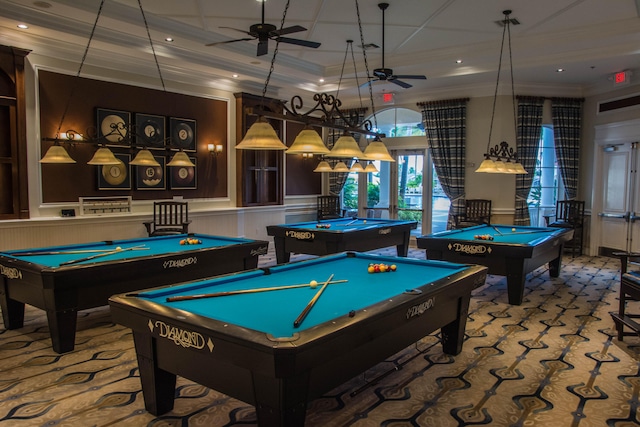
left=592, top=118, right=640, bottom=255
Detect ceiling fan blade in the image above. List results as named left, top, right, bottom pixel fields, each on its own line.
left=275, top=37, right=321, bottom=48
left=205, top=38, right=255, bottom=47
left=271, top=25, right=307, bottom=36
left=359, top=79, right=378, bottom=88
left=393, top=75, right=427, bottom=80
left=219, top=26, right=254, bottom=37
left=257, top=39, right=269, bottom=56
left=389, top=78, right=413, bottom=89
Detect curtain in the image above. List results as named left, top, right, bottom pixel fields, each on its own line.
left=419, top=98, right=469, bottom=229
left=514, top=96, right=545, bottom=225
left=327, top=107, right=367, bottom=196
left=551, top=98, right=584, bottom=200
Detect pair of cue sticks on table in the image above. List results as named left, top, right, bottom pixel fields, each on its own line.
left=58, top=244, right=147, bottom=266
left=166, top=273, right=339, bottom=329
left=490, top=226, right=548, bottom=236
left=11, top=247, right=149, bottom=256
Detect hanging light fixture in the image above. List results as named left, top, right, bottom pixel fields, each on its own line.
left=328, top=131, right=365, bottom=158
left=350, top=161, right=365, bottom=172
left=285, top=125, right=330, bottom=155
left=130, top=148, right=161, bottom=166
left=362, top=136, right=394, bottom=162
left=333, top=161, right=350, bottom=172
left=476, top=10, right=526, bottom=174
left=364, top=162, right=378, bottom=173
left=313, top=160, right=333, bottom=172
left=40, top=144, right=76, bottom=164
left=166, top=150, right=196, bottom=167
left=87, top=146, right=121, bottom=165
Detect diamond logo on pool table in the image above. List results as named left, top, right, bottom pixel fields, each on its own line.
left=207, top=338, right=214, bottom=352
left=148, top=319, right=154, bottom=332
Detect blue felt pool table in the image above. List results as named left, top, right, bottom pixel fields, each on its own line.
left=266, top=217, right=417, bottom=264
left=0, top=233, right=268, bottom=353
left=417, top=224, right=574, bottom=305
left=109, top=251, right=487, bottom=426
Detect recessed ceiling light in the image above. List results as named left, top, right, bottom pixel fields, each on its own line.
left=319, top=78, right=325, bottom=83
left=456, top=59, right=463, bottom=64
left=165, top=37, right=174, bottom=42
left=232, top=74, right=239, bottom=78
left=17, top=24, right=29, bottom=29
left=556, top=68, right=565, bottom=73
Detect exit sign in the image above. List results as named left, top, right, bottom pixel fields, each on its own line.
left=613, top=70, right=631, bottom=86
left=382, top=92, right=394, bottom=104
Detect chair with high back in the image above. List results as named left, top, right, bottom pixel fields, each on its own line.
left=611, top=252, right=640, bottom=341
left=144, top=201, right=191, bottom=236
left=317, top=195, right=345, bottom=221
left=452, top=199, right=492, bottom=229
left=545, top=200, right=585, bottom=257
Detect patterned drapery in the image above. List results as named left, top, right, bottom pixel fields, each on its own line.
left=327, top=107, right=368, bottom=196
left=514, top=96, right=545, bottom=225
left=551, top=98, right=584, bottom=200
left=419, top=98, right=469, bottom=229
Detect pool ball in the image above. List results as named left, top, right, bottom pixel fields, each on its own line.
left=363, top=220, right=367, bottom=224
left=379, top=264, right=387, bottom=272
left=368, top=266, right=375, bottom=273
left=348, top=310, right=356, bottom=317
left=115, top=246, right=122, bottom=250
left=309, top=280, right=318, bottom=288
left=512, top=228, right=516, bottom=232
left=390, top=264, right=397, bottom=271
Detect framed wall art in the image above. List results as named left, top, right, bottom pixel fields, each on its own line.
left=98, top=153, right=131, bottom=190
left=135, top=113, right=165, bottom=149
left=135, top=155, right=166, bottom=190
left=97, top=108, right=131, bottom=146
left=169, top=117, right=196, bottom=152
left=169, top=157, right=197, bottom=190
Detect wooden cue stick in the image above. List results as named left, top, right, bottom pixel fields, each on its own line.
left=11, top=248, right=149, bottom=256
left=506, top=230, right=547, bottom=235
left=345, top=219, right=358, bottom=225
left=59, top=244, right=146, bottom=266
left=165, top=279, right=348, bottom=302
left=293, top=274, right=334, bottom=328
left=491, top=225, right=504, bottom=235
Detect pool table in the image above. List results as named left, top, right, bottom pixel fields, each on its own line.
left=416, top=224, right=574, bottom=305
left=109, top=251, right=487, bottom=427
left=0, top=233, right=268, bottom=353
left=266, top=217, right=417, bottom=264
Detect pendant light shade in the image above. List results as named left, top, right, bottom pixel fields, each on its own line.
left=364, top=162, right=378, bottom=173
left=40, top=145, right=76, bottom=164
left=313, top=160, right=333, bottom=172
left=350, top=161, right=364, bottom=172
left=130, top=148, right=161, bottom=166
left=236, top=116, right=287, bottom=150
left=329, top=132, right=364, bottom=158
left=167, top=150, right=196, bottom=167
left=333, top=161, right=350, bottom=172
left=286, top=127, right=330, bottom=155
left=87, top=146, right=121, bottom=165
left=362, top=139, right=394, bottom=162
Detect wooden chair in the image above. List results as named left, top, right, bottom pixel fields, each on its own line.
left=545, top=200, right=585, bottom=257
left=144, top=201, right=191, bottom=236
left=452, top=199, right=492, bottom=229
left=317, top=195, right=345, bottom=220
left=611, top=252, right=640, bottom=341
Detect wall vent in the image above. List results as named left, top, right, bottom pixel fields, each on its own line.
left=597, top=93, right=640, bottom=114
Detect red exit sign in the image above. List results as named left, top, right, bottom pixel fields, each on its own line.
left=614, top=70, right=630, bottom=86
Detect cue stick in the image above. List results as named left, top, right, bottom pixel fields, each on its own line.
left=491, top=225, right=504, bottom=236
left=165, top=279, right=348, bottom=302
left=505, top=230, right=548, bottom=235
left=345, top=219, right=358, bottom=226
left=59, top=244, right=146, bottom=266
left=293, top=274, right=334, bottom=328
left=11, top=248, right=149, bottom=256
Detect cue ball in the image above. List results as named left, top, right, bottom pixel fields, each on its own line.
left=310, top=280, right=318, bottom=288
left=363, top=220, right=367, bottom=224
left=115, top=246, right=121, bottom=250
left=512, top=228, right=516, bottom=232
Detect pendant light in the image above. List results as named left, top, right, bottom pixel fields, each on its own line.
left=286, top=126, right=330, bottom=155
left=130, top=148, right=161, bottom=166
left=236, top=116, right=288, bottom=150
left=167, top=150, right=196, bottom=167
left=40, top=145, right=76, bottom=164
left=313, top=160, right=333, bottom=172
left=87, top=146, right=121, bottom=165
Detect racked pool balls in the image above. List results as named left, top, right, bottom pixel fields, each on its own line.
left=368, top=262, right=397, bottom=273
left=180, top=238, right=202, bottom=245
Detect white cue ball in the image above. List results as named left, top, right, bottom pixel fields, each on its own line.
left=309, top=280, right=318, bottom=288
left=116, top=246, right=122, bottom=250
left=512, top=228, right=516, bottom=232
left=363, top=220, right=367, bottom=224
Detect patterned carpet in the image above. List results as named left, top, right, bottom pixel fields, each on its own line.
left=1, top=247, right=639, bottom=427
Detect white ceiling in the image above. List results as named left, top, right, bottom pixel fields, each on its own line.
left=1, top=0, right=640, bottom=107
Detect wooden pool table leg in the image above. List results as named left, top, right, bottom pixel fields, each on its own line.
left=548, top=253, right=563, bottom=277
left=0, top=285, right=25, bottom=329
left=505, top=258, right=527, bottom=305
left=133, top=331, right=177, bottom=416
left=46, top=309, right=78, bottom=353
left=252, top=372, right=309, bottom=427
left=440, top=295, right=471, bottom=355
left=272, top=237, right=291, bottom=264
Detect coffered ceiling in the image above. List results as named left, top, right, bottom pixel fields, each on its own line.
left=1, top=0, right=639, bottom=106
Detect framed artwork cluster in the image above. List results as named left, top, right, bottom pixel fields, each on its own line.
left=95, top=108, right=197, bottom=190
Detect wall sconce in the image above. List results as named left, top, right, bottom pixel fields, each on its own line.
left=208, top=144, right=223, bottom=156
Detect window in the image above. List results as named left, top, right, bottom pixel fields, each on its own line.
left=527, top=126, right=564, bottom=225
left=368, top=108, right=425, bottom=138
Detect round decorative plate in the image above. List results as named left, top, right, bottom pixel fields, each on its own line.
left=102, top=159, right=127, bottom=185
left=172, top=122, right=193, bottom=149
left=101, top=114, right=127, bottom=143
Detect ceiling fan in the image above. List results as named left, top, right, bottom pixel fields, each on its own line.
left=365, top=2, right=427, bottom=88
left=205, top=1, right=321, bottom=57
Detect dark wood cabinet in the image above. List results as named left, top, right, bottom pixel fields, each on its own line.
left=234, top=92, right=283, bottom=206
left=0, top=46, right=30, bottom=219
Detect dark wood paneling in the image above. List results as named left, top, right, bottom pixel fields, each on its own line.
left=285, top=121, right=321, bottom=196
